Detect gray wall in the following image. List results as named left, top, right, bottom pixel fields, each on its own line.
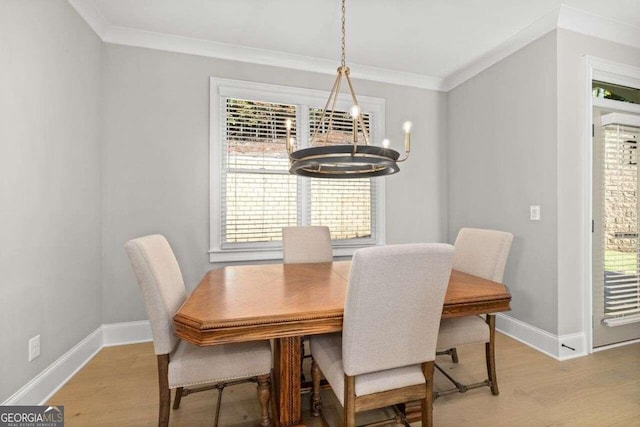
left=556, top=30, right=640, bottom=335
left=0, top=0, right=102, bottom=402
left=101, top=44, right=448, bottom=323
left=10, top=4, right=637, bottom=403
left=448, top=32, right=559, bottom=333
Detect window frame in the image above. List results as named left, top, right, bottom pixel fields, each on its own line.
left=209, top=77, right=386, bottom=263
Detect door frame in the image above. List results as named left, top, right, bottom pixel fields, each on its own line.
left=583, top=56, right=640, bottom=353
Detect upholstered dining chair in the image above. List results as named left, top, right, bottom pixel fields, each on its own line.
left=309, top=243, right=454, bottom=427
left=282, top=226, right=333, bottom=264
left=282, top=225, right=333, bottom=383
left=436, top=227, right=513, bottom=396
left=125, top=235, right=273, bottom=427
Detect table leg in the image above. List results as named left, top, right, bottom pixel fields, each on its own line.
left=274, top=336, right=304, bottom=427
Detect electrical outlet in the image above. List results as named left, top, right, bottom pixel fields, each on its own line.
left=29, top=335, right=40, bottom=362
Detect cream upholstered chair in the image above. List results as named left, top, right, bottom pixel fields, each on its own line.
left=282, top=226, right=333, bottom=385
left=282, top=226, right=333, bottom=264
left=125, top=235, right=273, bottom=427
left=310, top=243, right=454, bottom=427
left=436, top=228, right=513, bottom=396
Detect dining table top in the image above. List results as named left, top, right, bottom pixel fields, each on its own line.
left=173, top=260, right=511, bottom=346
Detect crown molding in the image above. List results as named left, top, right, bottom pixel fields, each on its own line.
left=558, top=5, right=640, bottom=51
left=67, top=0, right=109, bottom=39
left=65, top=1, right=444, bottom=90
left=67, top=1, right=639, bottom=93
left=102, top=25, right=445, bottom=91
left=444, top=5, right=640, bottom=91
left=443, top=8, right=560, bottom=91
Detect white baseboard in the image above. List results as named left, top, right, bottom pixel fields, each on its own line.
left=2, top=328, right=103, bottom=406
left=557, top=332, right=587, bottom=361
left=1, top=321, right=152, bottom=406
left=102, top=320, right=152, bottom=347
left=496, top=313, right=587, bottom=360
left=4, top=316, right=593, bottom=406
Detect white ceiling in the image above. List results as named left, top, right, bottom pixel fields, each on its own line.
left=71, top=0, right=640, bottom=90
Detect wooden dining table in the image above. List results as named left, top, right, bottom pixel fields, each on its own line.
left=173, top=261, right=511, bottom=427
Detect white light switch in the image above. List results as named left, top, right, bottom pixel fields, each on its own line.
left=530, top=205, right=541, bottom=221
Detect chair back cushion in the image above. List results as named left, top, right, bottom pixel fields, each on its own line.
left=342, top=243, right=453, bottom=376
left=453, top=228, right=514, bottom=283
left=282, top=226, right=333, bottom=264
left=125, top=234, right=187, bottom=355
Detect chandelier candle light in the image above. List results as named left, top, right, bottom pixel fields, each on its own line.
left=285, top=0, right=412, bottom=178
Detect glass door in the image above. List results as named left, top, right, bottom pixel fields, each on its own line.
left=592, top=107, right=640, bottom=347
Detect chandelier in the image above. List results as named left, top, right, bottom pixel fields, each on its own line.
left=285, top=0, right=412, bottom=178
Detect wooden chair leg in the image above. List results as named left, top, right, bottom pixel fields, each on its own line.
left=421, top=361, right=435, bottom=427
left=344, top=375, right=356, bottom=427
left=172, top=387, right=183, bottom=409
left=257, top=374, right=273, bottom=427
left=157, top=354, right=171, bottom=427
left=310, top=358, right=322, bottom=416
left=486, top=314, right=499, bottom=395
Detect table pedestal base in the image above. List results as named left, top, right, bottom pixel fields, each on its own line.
left=404, top=400, right=422, bottom=423
left=274, top=336, right=305, bottom=427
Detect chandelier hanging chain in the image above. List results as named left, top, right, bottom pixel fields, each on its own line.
left=341, top=0, right=346, bottom=68
left=284, top=0, right=412, bottom=178
left=320, top=0, right=347, bottom=146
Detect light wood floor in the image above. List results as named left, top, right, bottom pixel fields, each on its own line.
left=48, top=333, right=640, bottom=426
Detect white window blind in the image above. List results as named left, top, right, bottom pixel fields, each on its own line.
left=222, top=99, right=297, bottom=246
left=308, top=108, right=371, bottom=145
left=310, top=178, right=373, bottom=240
left=601, top=123, right=640, bottom=324
left=307, top=108, right=375, bottom=243
left=210, top=78, right=386, bottom=262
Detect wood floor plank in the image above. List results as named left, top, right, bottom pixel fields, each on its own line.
left=47, top=335, right=640, bottom=426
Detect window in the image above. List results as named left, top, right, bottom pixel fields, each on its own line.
left=210, top=78, right=386, bottom=262
left=599, top=121, right=640, bottom=325
left=593, top=81, right=640, bottom=106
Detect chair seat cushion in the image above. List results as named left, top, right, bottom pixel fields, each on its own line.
left=437, top=315, right=489, bottom=351
left=168, top=340, right=271, bottom=389
left=310, top=333, right=425, bottom=406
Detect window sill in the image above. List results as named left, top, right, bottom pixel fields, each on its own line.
left=208, top=243, right=381, bottom=263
